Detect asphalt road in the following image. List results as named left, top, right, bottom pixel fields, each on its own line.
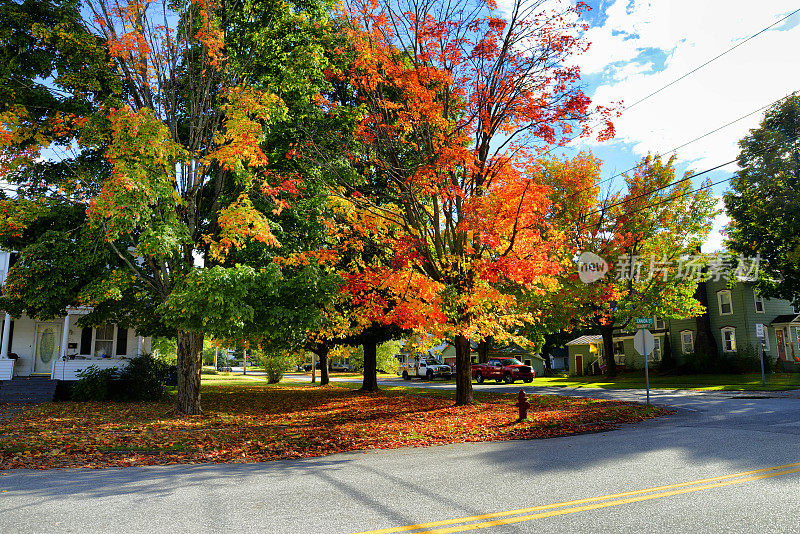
left=2, top=380, right=799, bottom=533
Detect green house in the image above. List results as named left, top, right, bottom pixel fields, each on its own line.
left=566, top=280, right=800, bottom=375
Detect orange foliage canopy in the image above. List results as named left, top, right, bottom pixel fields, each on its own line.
left=319, top=0, right=614, bottom=345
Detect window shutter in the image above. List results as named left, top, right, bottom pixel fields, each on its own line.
left=116, top=327, right=128, bottom=356
left=8, top=320, right=13, bottom=352
left=79, top=327, right=92, bottom=355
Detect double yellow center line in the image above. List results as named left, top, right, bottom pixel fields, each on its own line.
left=354, top=461, right=800, bottom=534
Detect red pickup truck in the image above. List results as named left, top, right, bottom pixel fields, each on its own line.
left=472, top=358, right=535, bottom=384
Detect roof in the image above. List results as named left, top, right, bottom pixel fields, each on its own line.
left=565, top=335, right=603, bottom=346
left=770, top=314, right=800, bottom=326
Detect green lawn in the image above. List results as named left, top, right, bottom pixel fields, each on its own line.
left=204, top=368, right=800, bottom=392
left=527, top=372, right=800, bottom=391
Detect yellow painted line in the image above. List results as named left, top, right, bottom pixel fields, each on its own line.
left=422, top=467, right=800, bottom=533
left=354, top=461, right=800, bottom=534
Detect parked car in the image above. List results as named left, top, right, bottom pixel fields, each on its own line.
left=330, top=361, right=351, bottom=372
left=472, top=358, right=534, bottom=384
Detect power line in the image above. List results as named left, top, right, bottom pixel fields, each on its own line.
left=625, top=7, right=800, bottom=112
left=571, top=134, right=796, bottom=235
left=582, top=156, right=738, bottom=221
left=547, top=7, right=800, bottom=197
left=557, top=91, right=797, bottom=203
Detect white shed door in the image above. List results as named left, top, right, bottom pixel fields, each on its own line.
left=34, top=324, right=61, bottom=374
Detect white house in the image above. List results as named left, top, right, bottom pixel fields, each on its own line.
left=0, top=250, right=152, bottom=381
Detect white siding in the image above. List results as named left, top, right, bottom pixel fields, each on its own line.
left=2, top=313, right=152, bottom=378
left=0, top=358, right=14, bottom=380
left=51, top=359, right=129, bottom=381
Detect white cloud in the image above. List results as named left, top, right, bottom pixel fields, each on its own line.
left=705, top=196, right=730, bottom=252
left=574, top=0, right=800, bottom=169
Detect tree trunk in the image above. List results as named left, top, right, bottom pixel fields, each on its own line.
left=454, top=334, right=474, bottom=405
left=694, top=281, right=718, bottom=357
left=176, top=329, right=203, bottom=414
left=599, top=322, right=617, bottom=378
left=477, top=337, right=492, bottom=363
left=360, top=338, right=379, bottom=392
left=316, top=346, right=330, bottom=385
left=541, top=337, right=553, bottom=376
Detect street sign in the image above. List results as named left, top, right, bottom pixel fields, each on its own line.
left=635, top=317, right=654, bottom=329
left=633, top=328, right=655, bottom=406
left=633, top=329, right=655, bottom=356
left=756, top=323, right=765, bottom=338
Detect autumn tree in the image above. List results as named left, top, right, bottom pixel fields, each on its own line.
left=312, top=0, right=612, bottom=404
left=0, top=0, right=336, bottom=413
left=538, top=154, right=717, bottom=376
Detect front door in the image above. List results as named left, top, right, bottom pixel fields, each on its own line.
left=575, top=354, right=583, bottom=376
left=776, top=329, right=787, bottom=361
left=33, top=323, right=61, bottom=374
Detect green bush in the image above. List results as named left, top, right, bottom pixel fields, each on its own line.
left=71, top=355, right=168, bottom=402
left=261, top=353, right=291, bottom=384
left=72, top=366, right=116, bottom=401
left=116, top=354, right=168, bottom=401
left=681, top=346, right=763, bottom=374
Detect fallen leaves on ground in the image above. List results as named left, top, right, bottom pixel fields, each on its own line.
left=0, top=385, right=667, bottom=469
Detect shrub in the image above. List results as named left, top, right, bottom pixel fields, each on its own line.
left=262, top=353, right=291, bottom=384
left=116, top=354, right=169, bottom=401
left=681, top=346, right=763, bottom=374
left=71, top=355, right=169, bottom=402
left=72, top=366, right=116, bottom=401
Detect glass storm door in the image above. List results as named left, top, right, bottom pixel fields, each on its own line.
left=776, top=329, right=787, bottom=361
left=34, top=323, right=61, bottom=374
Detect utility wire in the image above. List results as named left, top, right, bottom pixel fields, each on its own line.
left=625, top=7, right=800, bottom=112
left=545, top=7, right=800, bottom=197
left=557, top=90, right=797, bottom=203
left=571, top=135, right=795, bottom=234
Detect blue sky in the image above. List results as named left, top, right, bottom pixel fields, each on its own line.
left=511, top=0, right=800, bottom=250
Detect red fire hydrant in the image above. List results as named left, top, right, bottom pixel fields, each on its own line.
left=515, top=389, right=531, bottom=421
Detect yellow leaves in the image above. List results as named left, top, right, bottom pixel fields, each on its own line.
left=207, top=194, right=280, bottom=261
left=206, top=86, right=286, bottom=173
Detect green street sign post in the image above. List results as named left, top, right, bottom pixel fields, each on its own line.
left=635, top=317, right=654, bottom=329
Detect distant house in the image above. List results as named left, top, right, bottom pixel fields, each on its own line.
left=0, top=250, right=152, bottom=381
left=566, top=279, right=799, bottom=376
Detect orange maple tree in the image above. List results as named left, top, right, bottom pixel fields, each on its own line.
left=314, top=0, right=614, bottom=404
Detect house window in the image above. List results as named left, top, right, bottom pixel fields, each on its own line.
left=654, top=316, right=665, bottom=330
left=721, top=327, right=737, bottom=352
left=651, top=338, right=662, bottom=361
left=754, top=292, right=765, bottom=313
left=718, top=290, right=733, bottom=316
left=681, top=330, right=694, bottom=354
left=94, top=324, right=114, bottom=357
left=613, top=341, right=625, bottom=365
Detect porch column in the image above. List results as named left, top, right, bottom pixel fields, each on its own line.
left=137, top=335, right=142, bottom=356
left=60, top=314, right=70, bottom=360
left=0, top=313, right=10, bottom=359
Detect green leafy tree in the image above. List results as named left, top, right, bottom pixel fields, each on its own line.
left=725, top=94, right=800, bottom=305
left=0, top=0, right=337, bottom=413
